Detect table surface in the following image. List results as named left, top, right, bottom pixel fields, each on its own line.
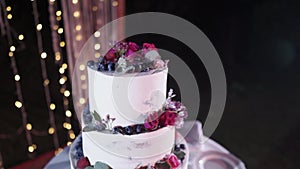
left=44, top=121, right=246, bottom=169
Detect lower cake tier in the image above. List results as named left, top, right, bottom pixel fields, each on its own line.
left=82, top=126, right=175, bottom=168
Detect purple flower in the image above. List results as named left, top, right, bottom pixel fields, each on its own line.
left=166, top=154, right=180, bottom=169
left=159, top=111, right=178, bottom=127
left=144, top=112, right=159, bottom=131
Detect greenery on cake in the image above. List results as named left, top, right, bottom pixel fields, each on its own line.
left=87, top=42, right=168, bottom=74
left=82, top=89, right=188, bottom=135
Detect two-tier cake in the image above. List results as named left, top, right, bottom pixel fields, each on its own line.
left=70, top=42, right=189, bottom=169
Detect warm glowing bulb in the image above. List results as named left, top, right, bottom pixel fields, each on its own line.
left=41, top=52, right=47, bottom=59
left=59, top=78, right=66, bottom=84
left=56, top=11, right=62, bottom=16
left=50, top=103, right=56, bottom=110
left=72, top=0, right=78, bottom=4
left=62, top=63, right=68, bottom=69
left=49, top=0, right=55, bottom=2
left=65, top=110, right=72, bottom=117
left=75, top=25, right=81, bottom=31
left=15, top=101, right=22, bottom=108
left=6, top=6, right=11, bottom=11
left=94, top=44, right=101, bottom=50
left=10, top=46, right=16, bottom=52
left=79, top=64, right=85, bottom=71
left=36, top=24, right=43, bottom=31
left=59, top=68, right=65, bottom=74
left=112, top=1, right=119, bottom=7
left=43, top=79, right=50, bottom=86
left=48, top=127, right=55, bottom=134
left=67, top=141, right=72, bottom=146
left=64, top=90, right=70, bottom=97
left=63, top=122, right=72, bottom=130
left=79, top=98, right=86, bottom=104
left=9, top=51, right=14, bottom=57
left=95, top=52, right=101, bottom=58
left=18, top=34, right=24, bottom=40
left=57, top=28, right=63, bottom=34
left=92, top=6, right=98, bottom=11
left=80, top=75, right=86, bottom=81
left=15, top=74, right=21, bottom=81
left=60, top=41, right=65, bottom=47
left=75, top=34, right=82, bottom=41
left=73, top=11, right=80, bottom=18
left=28, top=146, right=35, bottom=153
left=69, top=133, right=75, bottom=139
left=94, top=31, right=100, bottom=38
left=26, top=123, right=32, bottom=130
left=56, top=16, right=61, bottom=21
left=7, top=14, right=12, bottom=19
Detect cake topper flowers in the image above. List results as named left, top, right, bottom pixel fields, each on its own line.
left=87, top=42, right=168, bottom=74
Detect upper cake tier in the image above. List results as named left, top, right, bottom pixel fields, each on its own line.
left=87, top=42, right=169, bottom=127
left=88, top=67, right=168, bottom=127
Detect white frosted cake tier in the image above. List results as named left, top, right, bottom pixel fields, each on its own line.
left=88, top=67, right=168, bottom=127
left=82, top=126, right=175, bottom=168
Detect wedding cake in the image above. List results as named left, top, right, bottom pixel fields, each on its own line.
left=70, top=42, right=189, bottom=169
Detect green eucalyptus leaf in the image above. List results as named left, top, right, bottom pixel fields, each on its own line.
left=92, top=111, right=102, bottom=122
left=82, top=124, right=96, bottom=132
left=94, top=161, right=112, bottom=169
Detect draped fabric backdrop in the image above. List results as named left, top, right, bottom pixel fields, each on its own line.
left=0, top=0, right=124, bottom=168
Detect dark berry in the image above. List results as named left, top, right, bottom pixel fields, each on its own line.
left=98, top=63, right=107, bottom=71
left=174, top=144, right=180, bottom=152
left=113, top=126, right=125, bottom=134
left=107, top=62, right=115, bottom=71
left=77, top=157, right=91, bottom=169
left=135, top=124, right=145, bottom=134
left=124, top=126, right=134, bottom=135
left=180, top=144, right=186, bottom=150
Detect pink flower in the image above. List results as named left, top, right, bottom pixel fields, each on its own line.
left=166, top=154, right=180, bottom=169
left=76, top=157, right=90, bottom=169
left=142, top=43, right=157, bottom=54
left=144, top=112, right=159, bottom=131
left=159, top=111, right=178, bottom=127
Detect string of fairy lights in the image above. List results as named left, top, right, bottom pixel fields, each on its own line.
left=48, top=0, right=75, bottom=148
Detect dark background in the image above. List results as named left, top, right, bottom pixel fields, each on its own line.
left=0, top=0, right=299, bottom=168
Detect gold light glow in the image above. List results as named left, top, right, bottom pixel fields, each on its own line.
left=79, top=64, right=85, bottom=71
left=56, top=11, right=62, bottom=16
left=36, top=24, right=43, bottom=31
left=72, top=0, right=78, bottom=4
left=41, top=52, right=47, bottom=59
left=112, top=1, right=119, bottom=7
left=62, top=63, right=68, bottom=69
left=59, top=68, right=65, bottom=74
left=60, top=41, right=65, bottom=47
left=73, top=11, right=80, bottom=18
left=18, top=34, right=24, bottom=40
left=48, top=127, right=55, bottom=134
left=59, top=77, right=66, bottom=84
left=28, top=145, right=35, bottom=153
left=9, top=51, right=14, bottom=57
left=10, top=46, right=16, bottom=52
left=14, top=74, right=21, bottom=81
left=64, top=90, right=70, bottom=97
left=80, top=75, right=86, bottom=81
left=75, top=25, right=81, bottom=31
left=67, top=141, right=72, bottom=146
left=75, top=34, right=82, bottom=41
left=79, top=98, right=86, bottom=104
left=26, top=123, right=32, bottom=131
left=7, top=14, right=12, bottom=20
left=65, top=110, right=72, bottom=117
left=63, top=122, right=72, bottom=130
left=15, top=101, right=22, bottom=108
left=43, top=79, right=50, bottom=86
left=6, top=6, right=11, bottom=11
left=50, top=103, right=56, bottom=110
left=94, top=31, right=100, bottom=38
left=57, top=28, right=63, bottom=34
left=94, top=44, right=101, bottom=50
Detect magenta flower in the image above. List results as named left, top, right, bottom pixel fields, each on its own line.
left=76, top=157, right=90, bottom=169
left=142, top=43, right=157, bottom=54
left=166, top=154, right=180, bottom=169
left=159, top=111, right=178, bottom=127
left=144, top=112, right=159, bottom=131
left=126, top=42, right=139, bottom=56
